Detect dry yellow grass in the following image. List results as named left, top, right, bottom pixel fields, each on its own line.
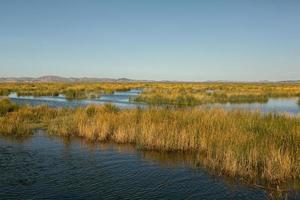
left=134, top=82, right=300, bottom=105
left=0, top=82, right=145, bottom=99
left=46, top=105, right=300, bottom=182
left=1, top=82, right=300, bottom=104
left=0, top=98, right=300, bottom=183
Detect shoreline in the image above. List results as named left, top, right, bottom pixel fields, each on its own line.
left=1, top=98, right=300, bottom=184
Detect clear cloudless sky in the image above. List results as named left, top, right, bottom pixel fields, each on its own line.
left=0, top=0, right=299, bottom=81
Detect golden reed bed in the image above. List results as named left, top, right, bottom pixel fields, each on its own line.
left=1, top=82, right=300, bottom=104
left=0, top=98, right=300, bottom=183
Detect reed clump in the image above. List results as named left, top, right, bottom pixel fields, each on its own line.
left=0, top=99, right=58, bottom=136
left=0, top=82, right=145, bottom=100
left=0, top=105, right=42, bottom=136
left=2, top=82, right=300, bottom=104
left=45, top=105, right=300, bottom=182
left=0, top=98, right=19, bottom=116
left=0, top=99, right=300, bottom=183
left=134, top=82, right=300, bottom=106
left=0, top=89, right=10, bottom=96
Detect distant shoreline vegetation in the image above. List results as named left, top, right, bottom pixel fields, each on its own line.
left=1, top=82, right=300, bottom=105
left=0, top=82, right=140, bottom=100
left=0, top=98, right=300, bottom=184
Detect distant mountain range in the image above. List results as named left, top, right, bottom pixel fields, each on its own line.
left=0, top=76, right=151, bottom=83
left=0, top=76, right=299, bottom=83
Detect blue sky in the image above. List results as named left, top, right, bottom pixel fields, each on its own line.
left=0, top=0, right=299, bottom=81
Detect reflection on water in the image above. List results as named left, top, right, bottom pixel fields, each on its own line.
left=7, top=90, right=300, bottom=114
left=0, top=132, right=299, bottom=200
left=201, top=98, right=300, bottom=115
left=8, top=89, right=145, bottom=109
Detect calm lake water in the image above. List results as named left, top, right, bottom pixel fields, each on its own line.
left=1, top=132, right=299, bottom=200
left=202, top=98, right=300, bottom=115
left=8, top=90, right=300, bottom=115
left=3, top=90, right=300, bottom=199
left=8, top=89, right=145, bottom=109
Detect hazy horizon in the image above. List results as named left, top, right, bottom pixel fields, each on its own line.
left=1, top=0, right=299, bottom=81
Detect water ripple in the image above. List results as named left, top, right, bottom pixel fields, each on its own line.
left=0, top=134, right=299, bottom=200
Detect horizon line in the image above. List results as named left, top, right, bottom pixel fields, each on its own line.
left=0, top=75, right=300, bottom=83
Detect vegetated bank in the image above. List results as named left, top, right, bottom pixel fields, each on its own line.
left=0, top=98, right=300, bottom=184
left=0, top=82, right=144, bottom=100
left=133, top=82, right=300, bottom=106
left=1, top=82, right=300, bottom=104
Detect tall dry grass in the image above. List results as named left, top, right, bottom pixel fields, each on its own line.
left=0, top=98, right=58, bottom=136
left=0, top=99, right=299, bottom=182
left=0, top=98, right=19, bottom=116
left=1, top=82, right=300, bottom=103
left=0, top=82, right=145, bottom=99
left=46, top=105, right=300, bottom=182
left=134, top=82, right=300, bottom=105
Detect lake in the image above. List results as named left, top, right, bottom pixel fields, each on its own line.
left=1, top=131, right=299, bottom=200
left=8, top=90, right=300, bottom=115
left=202, top=98, right=300, bottom=115
left=8, top=89, right=145, bottom=109
left=2, top=91, right=300, bottom=199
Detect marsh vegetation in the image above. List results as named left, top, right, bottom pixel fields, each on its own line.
left=1, top=83, right=300, bottom=184
left=0, top=82, right=144, bottom=100
left=134, top=82, right=300, bottom=106
left=1, top=82, right=300, bottom=105
left=1, top=98, right=300, bottom=184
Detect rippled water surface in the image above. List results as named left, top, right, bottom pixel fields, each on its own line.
left=2, top=91, right=300, bottom=199
left=1, top=132, right=299, bottom=199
